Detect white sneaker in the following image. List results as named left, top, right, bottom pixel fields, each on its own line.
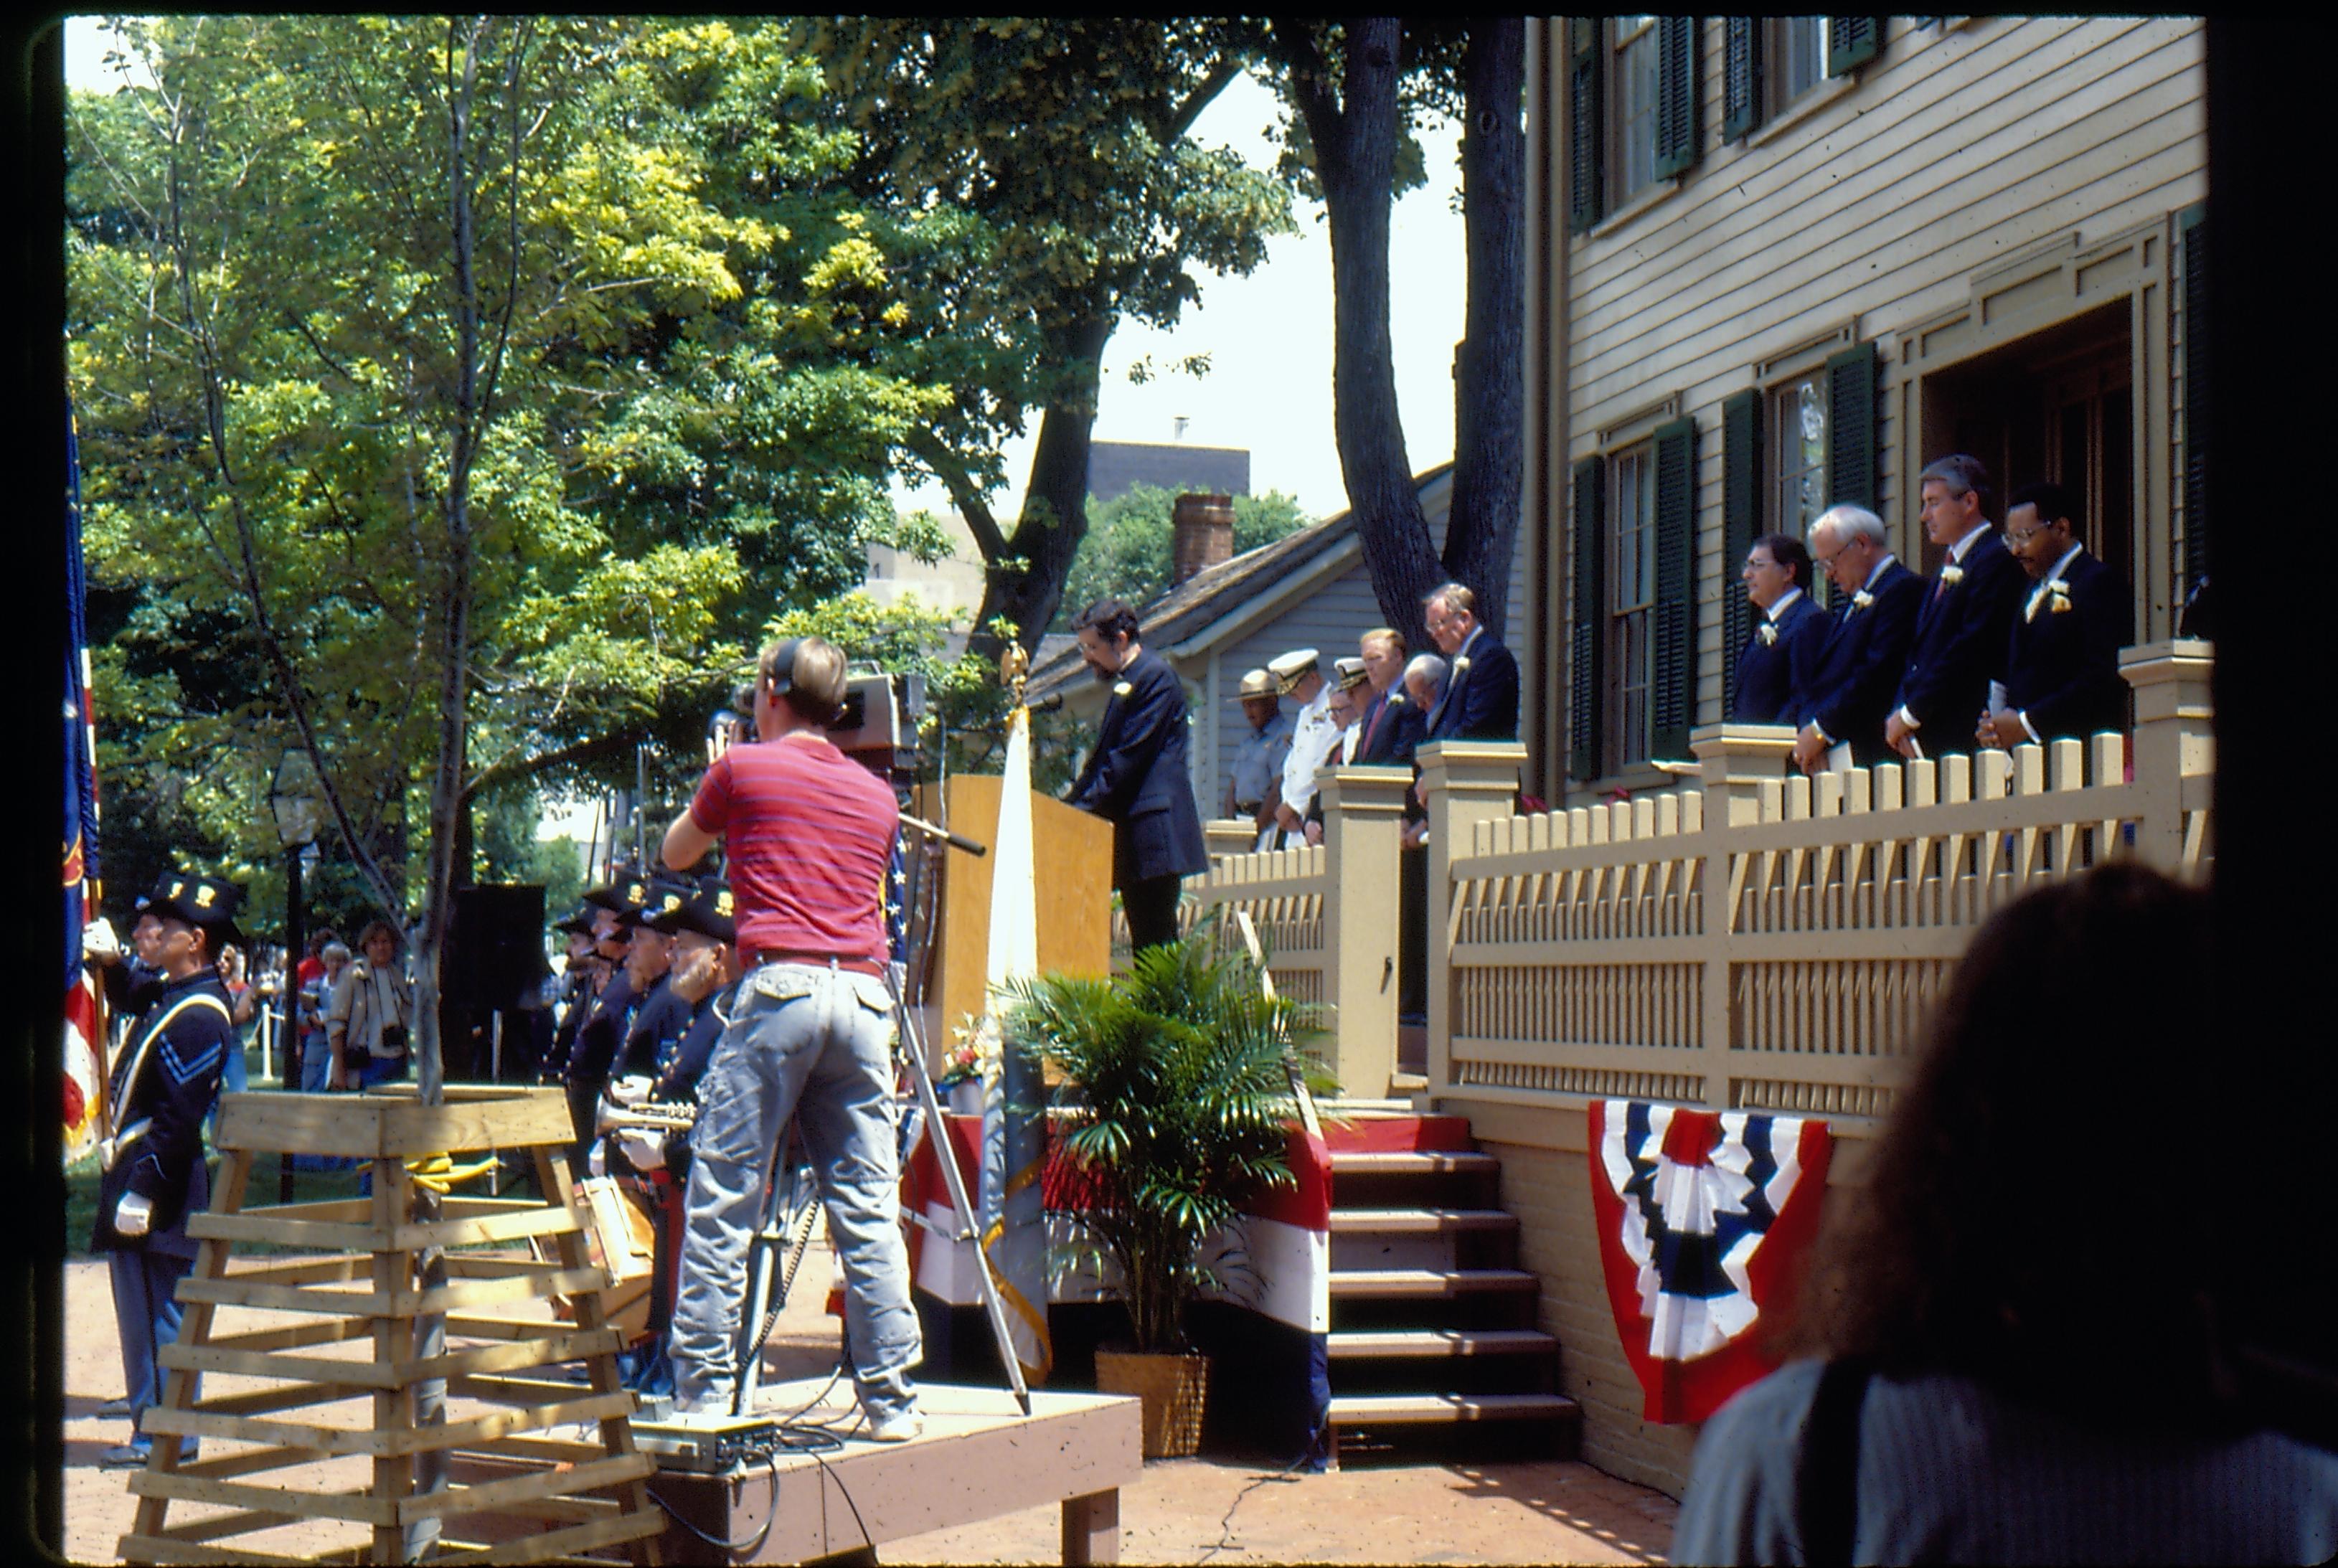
left=865, top=1407, right=923, bottom=1443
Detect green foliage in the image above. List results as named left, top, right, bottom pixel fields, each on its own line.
left=1005, top=930, right=1329, bottom=1353
left=1057, top=486, right=1314, bottom=628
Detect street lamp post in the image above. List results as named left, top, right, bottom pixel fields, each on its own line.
left=268, top=749, right=322, bottom=1203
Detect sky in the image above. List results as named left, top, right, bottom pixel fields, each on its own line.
left=61, top=18, right=1469, bottom=523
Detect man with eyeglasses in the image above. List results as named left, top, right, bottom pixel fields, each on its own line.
left=1884, top=454, right=2025, bottom=762
left=1976, top=481, right=2131, bottom=750
left=1792, top=506, right=1923, bottom=775
left=1733, top=533, right=1832, bottom=724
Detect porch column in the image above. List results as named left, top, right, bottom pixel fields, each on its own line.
left=1317, top=765, right=1411, bottom=1098
left=1416, top=741, right=1528, bottom=1105
left=1205, top=818, right=1260, bottom=864
left=2121, top=638, right=2215, bottom=873
left=1687, top=724, right=1798, bottom=1110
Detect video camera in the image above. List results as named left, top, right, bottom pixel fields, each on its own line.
left=707, top=666, right=926, bottom=785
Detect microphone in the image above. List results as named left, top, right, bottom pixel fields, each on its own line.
left=1027, top=691, right=1065, bottom=714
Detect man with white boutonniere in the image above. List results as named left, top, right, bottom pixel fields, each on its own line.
left=1732, top=533, right=1833, bottom=724
left=1423, top=581, right=1520, bottom=742
left=1065, top=598, right=1207, bottom=954
left=1792, top=506, right=1924, bottom=774
left=1884, top=454, right=2026, bottom=763
left=1977, top=481, right=2132, bottom=750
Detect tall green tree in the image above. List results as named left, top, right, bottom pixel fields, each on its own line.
left=802, top=19, right=1294, bottom=658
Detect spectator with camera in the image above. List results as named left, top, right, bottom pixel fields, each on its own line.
left=326, top=919, right=415, bottom=1091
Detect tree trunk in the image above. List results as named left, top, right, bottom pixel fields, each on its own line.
left=1443, top=19, right=1526, bottom=643
left=1286, top=17, right=1444, bottom=655
left=969, top=308, right=1114, bottom=659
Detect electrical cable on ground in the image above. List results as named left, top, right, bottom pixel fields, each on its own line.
left=1194, top=1450, right=1314, bottom=1564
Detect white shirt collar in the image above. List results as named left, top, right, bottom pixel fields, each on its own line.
left=1862, top=554, right=1898, bottom=592
left=2043, top=543, right=2085, bottom=586
left=1767, top=586, right=1804, bottom=623
left=1948, top=524, right=1991, bottom=563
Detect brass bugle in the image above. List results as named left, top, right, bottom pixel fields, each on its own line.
left=595, top=1097, right=699, bottom=1136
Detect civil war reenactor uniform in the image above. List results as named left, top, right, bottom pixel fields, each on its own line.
left=560, top=872, right=679, bottom=1161
left=91, top=872, right=245, bottom=1467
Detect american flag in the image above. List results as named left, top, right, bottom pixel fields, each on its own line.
left=64, top=408, right=108, bottom=1160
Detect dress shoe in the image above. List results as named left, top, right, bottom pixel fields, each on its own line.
left=96, top=1397, right=134, bottom=1420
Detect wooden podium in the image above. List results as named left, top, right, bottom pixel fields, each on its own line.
left=912, top=775, right=1113, bottom=1072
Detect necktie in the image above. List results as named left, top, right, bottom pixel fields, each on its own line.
left=1932, top=575, right=1949, bottom=604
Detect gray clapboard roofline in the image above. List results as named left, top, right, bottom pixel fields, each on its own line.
left=1027, top=463, right=1457, bottom=709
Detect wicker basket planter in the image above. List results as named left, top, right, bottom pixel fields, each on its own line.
left=1093, top=1349, right=1208, bottom=1459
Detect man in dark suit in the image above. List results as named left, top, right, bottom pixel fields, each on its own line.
left=1066, top=598, right=1207, bottom=954
left=1353, top=627, right=1425, bottom=765
left=1978, top=481, right=2132, bottom=749
left=1423, top=582, right=1519, bottom=742
left=1885, top=454, right=2026, bottom=761
left=1732, top=532, right=1832, bottom=724
left=1793, top=505, right=1925, bottom=773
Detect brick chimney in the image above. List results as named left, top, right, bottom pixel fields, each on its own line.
left=1171, top=493, right=1235, bottom=586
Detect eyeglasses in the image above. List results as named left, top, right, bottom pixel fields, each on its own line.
left=2005, top=527, right=2042, bottom=547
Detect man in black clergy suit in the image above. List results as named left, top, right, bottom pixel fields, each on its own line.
left=1731, top=532, right=1832, bottom=724
left=1423, top=582, right=1520, bottom=741
left=1884, top=453, right=2026, bottom=762
left=1792, top=505, right=1925, bottom=774
left=1066, top=597, right=1207, bottom=954
left=1977, top=481, right=2132, bottom=749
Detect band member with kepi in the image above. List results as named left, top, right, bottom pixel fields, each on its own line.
left=83, top=872, right=244, bottom=1468
left=659, top=635, right=923, bottom=1439
left=1065, top=598, right=1208, bottom=953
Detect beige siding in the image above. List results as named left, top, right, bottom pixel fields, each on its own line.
left=1555, top=16, right=2204, bottom=790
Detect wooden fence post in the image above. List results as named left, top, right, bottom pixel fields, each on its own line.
left=1417, top=741, right=1529, bottom=1105
left=1689, top=724, right=1797, bottom=1108
left=2121, top=639, right=2215, bottom=873
left=1318, top=765, right=1412, bottom=1098
left=1204, top=817, right=1260, bottom=864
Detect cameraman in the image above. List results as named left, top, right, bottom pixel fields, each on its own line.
left=658, top=635, right=922, bottom=1440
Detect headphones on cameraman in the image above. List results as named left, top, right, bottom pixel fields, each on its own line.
left=763, top=638, right=844, bottom=724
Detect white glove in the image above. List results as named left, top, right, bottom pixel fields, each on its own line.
left=114, top=1191, right=154, bottom=1237
left=608, top=1075, right=654, bottom=1107
left=617, top=1130, right=666, bottom=1171
left=83, top=917, right=121, bottom=964
left=587, top=1139, right=608, bottom=1179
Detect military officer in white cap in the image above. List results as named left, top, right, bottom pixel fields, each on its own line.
left=1223, top=667, right=1292, bottom=839
left=1269, top=648, right=1339, bottom=849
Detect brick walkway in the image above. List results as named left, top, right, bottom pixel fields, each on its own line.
left=57, top=1250, right=1677, bottom=1565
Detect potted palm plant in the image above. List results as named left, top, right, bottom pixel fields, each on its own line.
left=1006, top=931, right=1329, bottom=1458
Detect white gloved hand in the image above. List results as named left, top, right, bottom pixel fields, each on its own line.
left=83, top=917, right=121, bottom=964
left=617, top=1130, right=666, bottom=1171
left=587, top=1139, right=608, bottom=1179
left=608, top=1075, right=654, bottom=1107
left=114, top=1191, right=154, bottom=1237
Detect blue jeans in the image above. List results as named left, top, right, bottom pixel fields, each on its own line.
left=671, top=962, right=919, bottom=1422
left=109, top=1247, right=199, bottom=1450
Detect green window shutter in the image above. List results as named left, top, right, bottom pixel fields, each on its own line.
left=1568, top=18, right=1605, bottom=232
left=1720, top=389, right=1763, bottom=704
left=2179, top=204, right=2209, bottom=597
left=1651, top=417, right=1700, bottom=760
left=1826, top=17, right=1883, bottom=77
left=1722, top=17, right=1762, bottom=141
left=1653, top=16, right=1702, bottom=180
left=1570, top=456, right=1607, bottom=780
left=1825, top=340, right=1879, bottom=513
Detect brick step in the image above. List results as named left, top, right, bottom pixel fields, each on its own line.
left=1328, top=1392, right=1579, bottom=1427
left=1328, top=1268, right=1539, bottom=1300
left=1327, top=1206, right=1517, bottom=1236
left=1327, top=1151, right=1498, bottom=1176
left=1326, top=1328, right=1555, bottom=1360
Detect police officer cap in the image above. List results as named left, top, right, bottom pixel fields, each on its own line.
left=135, top=871, right=248, bottom=951
left=645, top=880, right=736, bottom=945
left=1237, top=668, right=1278, bottom=700
left=1334, top=656, right=1370, bottom=691
left=1267, top=648, right=1321, bottom=692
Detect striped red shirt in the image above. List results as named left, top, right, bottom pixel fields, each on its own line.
left=687, top=734, right=897, bottom=963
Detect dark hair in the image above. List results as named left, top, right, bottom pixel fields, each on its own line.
left=1073, top=598, right=1141, bottom=643
left=1787, top=864, right=2233, bottom=1427
left=1752, top=532, right=1814, bottom=590
left=1919, top=453, right=1996, bottom=521
left=356, top=918, right=403, bottom=957
left=2006, top=480, right=2077, bottom=529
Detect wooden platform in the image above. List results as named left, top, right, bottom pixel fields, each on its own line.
left=458, top=1379, right=1142, bottom=1566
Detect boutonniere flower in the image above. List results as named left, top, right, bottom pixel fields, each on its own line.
left=1758, top=623, right=1779, bottom=646
left=1939, top=565, right=1964, bottom=587
left=1453, top=656, right=1471, bottom=671
left=1112, top=680, right=1133, bottom=696
left=1852, top=590, right=1874, bottom=610
left=2047, top=580, right=2073, bottom=614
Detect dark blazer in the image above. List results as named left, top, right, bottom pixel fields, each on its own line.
left=1426, top=627, right=1521, bottom=741
left=1799, top=559, right=1925, bottom=765
left=92, top=970, right=235, bottom=1255
left=1892, top=530, right=2026, bottom=750
left=1730, top=591, right=1832, bottom=724
left=2004, top=550, right=2131, bottom=743
left=1354, top=686, right=1428, bottom=766
left=1067, top=648, right=1208, bottom=888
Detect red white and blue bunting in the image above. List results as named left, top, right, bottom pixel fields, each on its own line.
left=1587, top=1099, right=1832, bottom=1424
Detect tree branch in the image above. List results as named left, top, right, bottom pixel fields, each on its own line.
left=903, top=428, right=1010, bottom=562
